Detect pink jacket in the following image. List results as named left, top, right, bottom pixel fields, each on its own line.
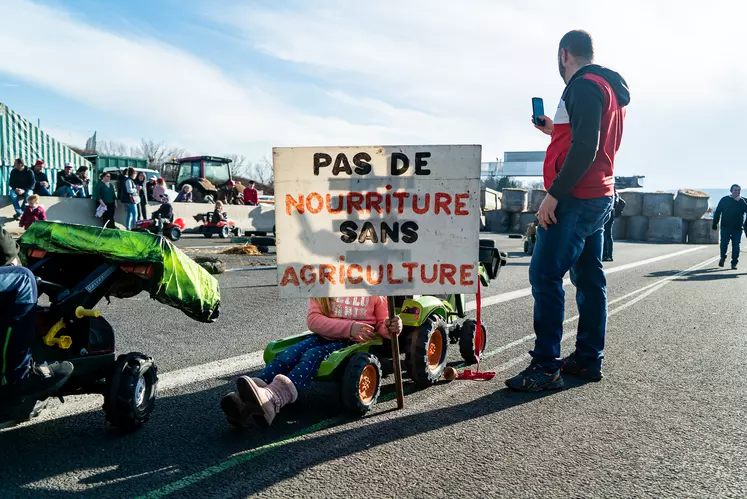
left=307, top=296, right=389, bottom=341
left=19, top=205, right=46, bottom=230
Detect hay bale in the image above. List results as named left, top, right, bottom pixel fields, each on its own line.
left=485, top=210, right=510, bottom=232
left=509, top=212, right=522, bottom=233
left=646, top=217, right=684, bottom=244
left=688, top=219, right=718, bottom=244
left=619, top=191, right=643, bottom=216
left=611, top=216, right=627, bottom=240
left=221, top=244, right=263, bottom=256
left=519, top=212, right=538, bottom=234
left=626, top=215, right=649, bottom=241
left=501, top=188, right=529, bottom=213
left=193, top=255, right=226, bottom=275
left=673, top=189, right=710, bottom=221
left=529, top=189, right=547, bottom=212
left=642, top=192, right=674, bottom=218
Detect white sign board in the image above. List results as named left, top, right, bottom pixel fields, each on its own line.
left=274, top=145, right=481, bottom=298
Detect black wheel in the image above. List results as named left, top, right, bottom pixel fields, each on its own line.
left=220, top=226, right=230, bottom=238
left=203, top=233, right=213, bottom=238
left=340, top=352, right=382, bottom=415
left=406, top=314, right=448, bottom=387
left=479, top=238, right=495, bottom=248
left=105, top=352, right=158, bottom=430
left=233, top=227, right=241, bottom=237
left=459, top=319, right=487, bottom=365
left=169, top=227, right=182, bottom=241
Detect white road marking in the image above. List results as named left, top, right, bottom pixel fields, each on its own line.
left=1, top=248, right=713, bottom=429
left=465, top=246, right=706, bottom=311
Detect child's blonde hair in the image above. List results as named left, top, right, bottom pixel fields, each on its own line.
left=183, top=184, right=193, bottom=192
left=215, top=200, right=224, bottom=209
left=27, top=194, right=39, bottom=204
left=313, top=298, right=331, bottom=316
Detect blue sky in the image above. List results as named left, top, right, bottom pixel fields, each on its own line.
left=0, top=0, right=743, bottom=191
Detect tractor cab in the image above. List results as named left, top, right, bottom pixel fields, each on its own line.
left=172, top=156, right=234, bottom=204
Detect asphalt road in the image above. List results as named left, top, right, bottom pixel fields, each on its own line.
left=1, top=234, right=745, bottom=498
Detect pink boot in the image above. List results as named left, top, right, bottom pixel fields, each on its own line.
left=236, top=374, right=298, bottom=426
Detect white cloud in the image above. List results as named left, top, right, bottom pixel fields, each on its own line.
left=0, top=0, right=744, bottom=190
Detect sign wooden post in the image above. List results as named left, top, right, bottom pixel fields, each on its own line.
left=387, top=296, right=405, bottom=409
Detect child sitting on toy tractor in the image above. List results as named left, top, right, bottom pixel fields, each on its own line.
left=151, top=193, right=174, bottom=234
left=221, top=296, right=403, bottom=427
left=0, top=228, right=74, bottom=402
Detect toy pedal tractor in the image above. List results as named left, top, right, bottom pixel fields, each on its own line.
left=261, top=239, right=506, bottom=417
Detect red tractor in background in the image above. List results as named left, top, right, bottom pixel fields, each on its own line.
left=164, top=156, right=243, bottom=205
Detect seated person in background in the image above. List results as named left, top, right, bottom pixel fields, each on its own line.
left=211, top=200, right=227, bottom=223
left=152, top=178, right=167, bottom=202
left=0, top=228, right=74, bottom=399
left=75, top=166, right=91, bottom=198
left=8, top=158, right=35, bottom=221
left=19, top=195, right=46, bottom=230
left=32, top=160, right=51, bottom=196
left=243, top=180, right=259, bottom=206
left=54, top=163, right=84, bottom=198
left=174, top=184, right=193, bottom=203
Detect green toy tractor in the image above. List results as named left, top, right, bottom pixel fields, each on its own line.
left=263, top=239, right=506, bottom=416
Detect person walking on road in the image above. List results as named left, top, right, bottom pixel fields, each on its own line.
left=506, top=30, right=630, bottom=392
left=712, top=184, right=747, bottom=270
left=602, top=188, right=625, bottom=262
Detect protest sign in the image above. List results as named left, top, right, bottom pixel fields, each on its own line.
left=274, top=145, right=481, bottom=298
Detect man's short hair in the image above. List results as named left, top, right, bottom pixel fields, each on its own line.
left=559, top=30, right=594, bottom=62
left=731, top=184, right=740, bottom=192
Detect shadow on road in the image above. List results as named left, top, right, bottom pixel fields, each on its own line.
left=645, top=267, right=747, bottom=281
left=0, top=372, right=582, bottom=497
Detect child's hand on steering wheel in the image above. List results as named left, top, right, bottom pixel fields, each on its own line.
left=350, top=322, right=376, bottom=343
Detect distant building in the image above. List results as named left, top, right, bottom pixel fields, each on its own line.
left=482, top=151, right=545, bottom=178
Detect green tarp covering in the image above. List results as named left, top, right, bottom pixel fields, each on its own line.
left=18, top=221, right=220, bottom=322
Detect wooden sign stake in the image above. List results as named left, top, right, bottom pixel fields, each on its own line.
left=387, top=296, right=405, bottom=410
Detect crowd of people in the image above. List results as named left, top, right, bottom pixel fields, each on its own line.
left=8, top=159, right=262, bottom=233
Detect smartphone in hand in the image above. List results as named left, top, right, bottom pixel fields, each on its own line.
left=532, top=97, right=545, bottom=126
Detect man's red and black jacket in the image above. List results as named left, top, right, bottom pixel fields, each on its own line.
left=543, top=65, right=631, bottom=200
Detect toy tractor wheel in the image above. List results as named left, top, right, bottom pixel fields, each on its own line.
left=105, top=352, right=158, bottom=430
left=479, top=238, right=495, bottom=248
left=169, top=227, right=182, bottom=241
left=341, top=352, right=382, bottom=415
left=203, top=232, right=213, bottom=238
left=407, top=314, right=449, bottom=387
left=219, top=226, right=230, bottom=238
left=459, top=319, right=487, bottom=365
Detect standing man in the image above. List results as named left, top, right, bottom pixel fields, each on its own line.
left=506, top=30, right=630, bottom=391
left=712, top=184, right=747, bottom=270
left=243, top=180, right=259, bottom=206
left=8, top=158, right=36, bottom=220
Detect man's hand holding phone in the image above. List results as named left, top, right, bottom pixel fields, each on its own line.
left=532, top=115, right=554, bottom=135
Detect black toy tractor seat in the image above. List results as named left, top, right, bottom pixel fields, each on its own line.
left=479, top=238, right=507, bottom=281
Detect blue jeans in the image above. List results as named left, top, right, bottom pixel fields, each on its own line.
left=602, top=216, right=614, bottom=259
left=720, top=227, right=741, bottom=266
left=35, top=186, right=52, bottom=197
left=258, top=335, right=352, bottom=390
left=8, top=189, right=31, bottom=216
left=0, top=267, right=36, bottom=384
left=529, top=196, right=613, bottom=370
left=125, top=203, right=138, bottom=230
left=53, top=186, right=83, bottom=198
